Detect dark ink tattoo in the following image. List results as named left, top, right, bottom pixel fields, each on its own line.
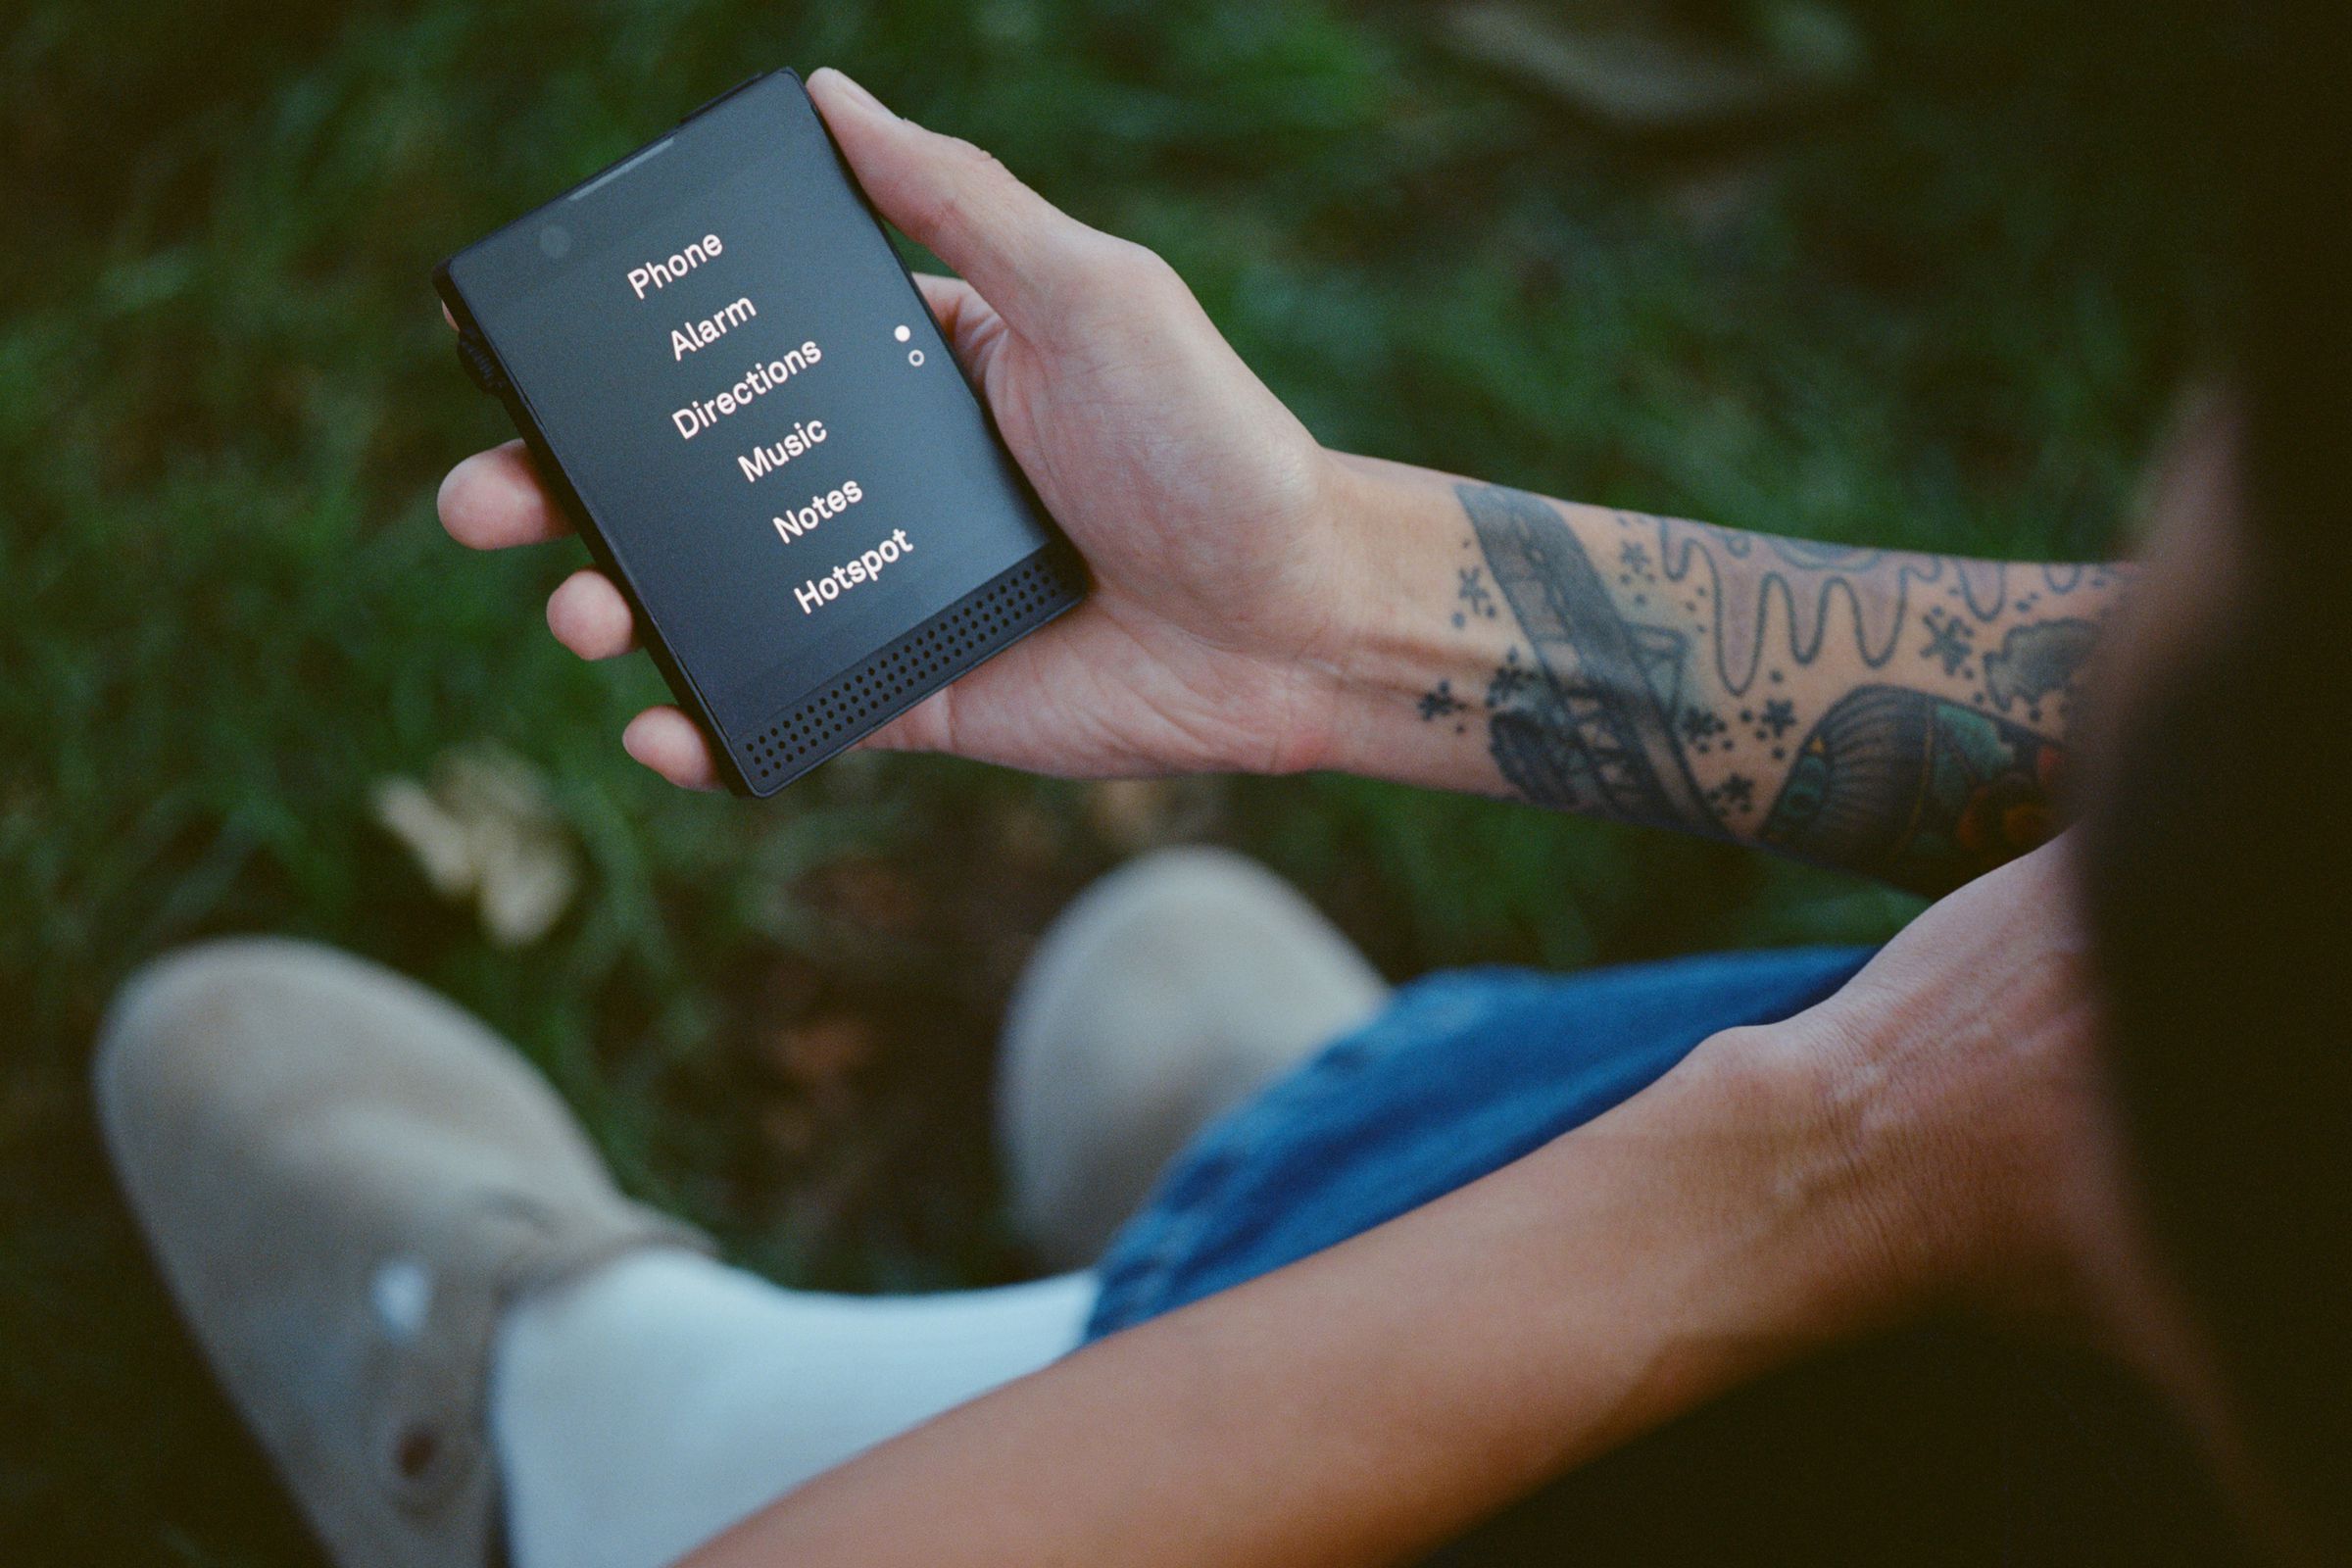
left=1919, top=608, right=1975, bottom=675
left=1441, top=484, right=2116, bottom=891
left=1452, top=566, right=1497, bottom=632
left=1680, top=708, right=1727, bottom=746
left=1457, top=484, right=1717, bottom=831
left=1981, top=617, right=2099, bottom=714
left=1485, top=647, right=1533, bottom=708
left=1758, top=686, right=2061, bottom=895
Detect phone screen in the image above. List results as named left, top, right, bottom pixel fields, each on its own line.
left=439, top=72, right=1058, bottom=742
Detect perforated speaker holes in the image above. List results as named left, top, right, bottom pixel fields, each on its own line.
left=733, top=549, right=1083, bottom=794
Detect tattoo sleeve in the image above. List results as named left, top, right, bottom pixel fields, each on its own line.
left=1422, top=481, right=2131, bottom=895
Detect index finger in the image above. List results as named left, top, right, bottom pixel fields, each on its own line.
left=438, top=440, right=572, bottom=549
left=808, top=69, right=1102, bottom=341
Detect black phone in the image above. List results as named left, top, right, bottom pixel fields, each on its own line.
left=435, top=70, right=1084, bottom=796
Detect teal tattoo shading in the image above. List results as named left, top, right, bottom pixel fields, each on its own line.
left=1759, top=686, right=2061, bottom=895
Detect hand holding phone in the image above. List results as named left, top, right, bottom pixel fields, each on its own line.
left=439, top=70, right=1088, bottom=795
left=438, top=70, right=1360, bottom=790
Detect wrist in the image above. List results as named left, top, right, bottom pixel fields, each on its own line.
left=1188, top=448, right=1366, bottom=778
left=1290, top=453, right=1494, bottom=782
left=1480, top=1019, right=1947, bottom=1445
left=1681, top=1018, right=1959, bottom=1335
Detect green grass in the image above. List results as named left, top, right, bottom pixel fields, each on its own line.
left=1, top=0, right=2216, bottom=1556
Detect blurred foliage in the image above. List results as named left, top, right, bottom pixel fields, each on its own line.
left=0, top=0, right=2221, bottom=1556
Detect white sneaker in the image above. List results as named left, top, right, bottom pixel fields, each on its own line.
left=94, top=938, right=709, bottom=1568
left=997, top=848, right=1389, bottom=1269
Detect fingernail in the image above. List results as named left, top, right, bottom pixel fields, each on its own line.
left=816, top=68, right=897, bottom=121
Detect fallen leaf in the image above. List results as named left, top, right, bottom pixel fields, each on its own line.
left=371, top=744, right=580, bottom=947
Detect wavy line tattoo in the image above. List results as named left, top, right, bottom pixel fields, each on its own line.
left=1648, top=516, right=2009, bottom=696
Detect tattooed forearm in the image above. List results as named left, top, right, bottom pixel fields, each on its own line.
left=1424, top=481, right=2132, bottom=893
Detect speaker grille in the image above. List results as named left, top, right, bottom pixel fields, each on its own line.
left=732, top=547, right=1085, bottom=796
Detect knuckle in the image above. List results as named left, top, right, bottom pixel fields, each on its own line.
left=1052, top=235, right=1192, bottom=339
left=1096, top=236, right=1182, bottom=295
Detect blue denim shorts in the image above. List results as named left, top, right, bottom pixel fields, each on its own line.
left=1083, top=946, right=1873, bottom=1341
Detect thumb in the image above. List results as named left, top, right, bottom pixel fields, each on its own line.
left=807, top=68, right=1098, bottom=338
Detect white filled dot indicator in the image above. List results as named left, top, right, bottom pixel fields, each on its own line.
left=893, top=324, right=911, bottom=342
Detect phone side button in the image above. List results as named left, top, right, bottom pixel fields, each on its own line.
left=454, top=332, right=510, bottom=398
